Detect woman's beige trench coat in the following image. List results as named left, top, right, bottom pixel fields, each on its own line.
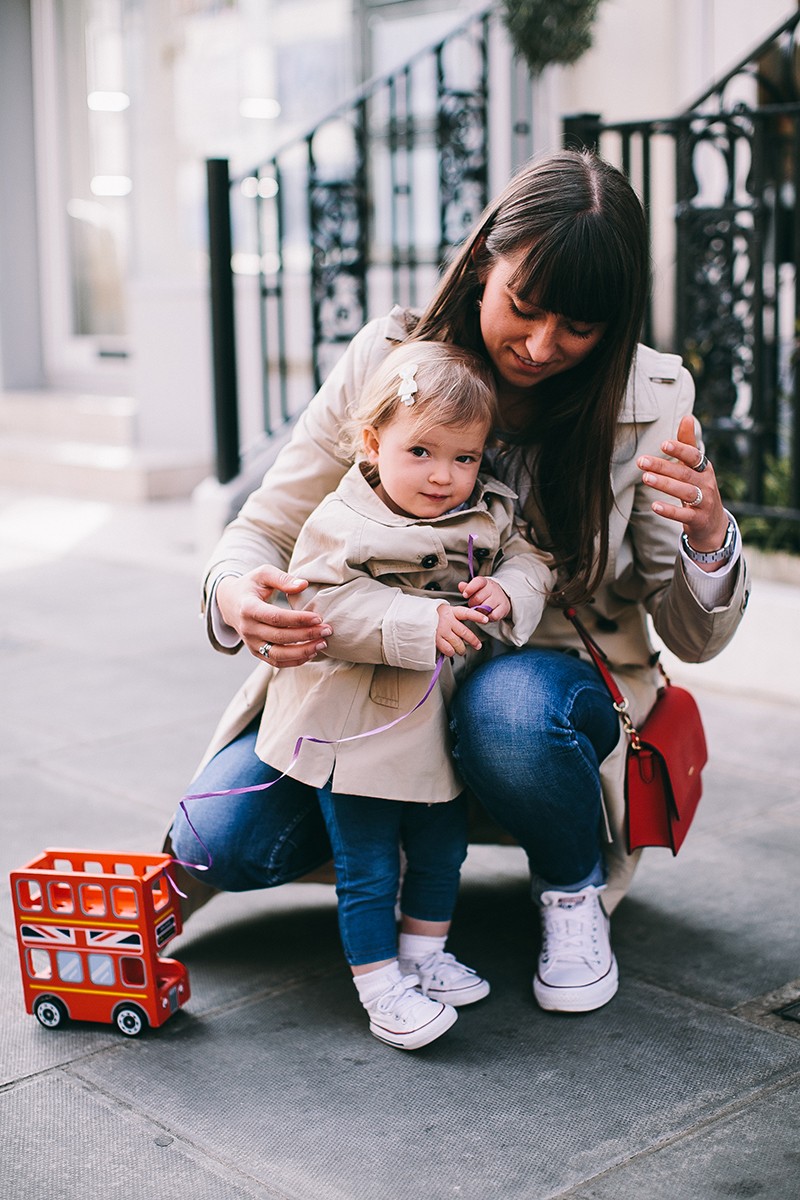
left=200, top=308, right=751, bottom=911
left=256, top=462, right=554, bottom=803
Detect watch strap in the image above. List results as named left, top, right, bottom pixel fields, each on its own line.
left=681, top=519, right=736, bottom=564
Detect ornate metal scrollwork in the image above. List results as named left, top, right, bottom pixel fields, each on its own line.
left=438, top=89, right=489, bottom=252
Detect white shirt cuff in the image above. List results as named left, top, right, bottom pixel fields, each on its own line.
left=207, top=572, right=243, bottom=649
left=679, top=510, right=741, bottom=611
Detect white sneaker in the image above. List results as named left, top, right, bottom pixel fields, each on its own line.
left=533, top=885, right=619, bottom=1013
left=400, top=950, right=491, bottom=1007
left=365, top=972, right=458, bottom=1049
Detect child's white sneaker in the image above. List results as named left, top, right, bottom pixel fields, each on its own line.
left=361, top=970, right=457, bottom=1050
left=400, top=949, right=491, bottom=1007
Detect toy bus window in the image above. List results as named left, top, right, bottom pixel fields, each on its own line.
left=151, top=876, right=169, bottom=911
left=27, top=949, right=52, bottom=979
left=83, top=860, right=103, bottom=874
left=48, top=882, right=74, bottom=913
left=88, top=954, right=115, bottom=986
left=80, top=884, right=107, bottom=916
left=16, top=879, right=43, bottom=911
left=111, top=886, right=138, bottom=918
left=53, top=857, right=74, bottom=873
left=120, top=956, right=146, bottom=987
left=56, top=951, right=83, bottom=983
left=114, top=862, right=135, bottom=876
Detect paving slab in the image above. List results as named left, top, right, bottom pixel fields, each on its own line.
left=2, top=1073, right=271, bottom=1200
left=2, top=490, right=800, bottom=1199
left=563, top=1076, right=800, bottom=1200
left=67, top=952, right=800, bottom=1200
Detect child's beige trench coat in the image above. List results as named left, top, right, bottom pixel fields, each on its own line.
left=200, top=308, right=751, bottom=911
left=256, top=462, right=554, bottom=803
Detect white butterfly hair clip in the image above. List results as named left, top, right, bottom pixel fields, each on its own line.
left=396, top=363, right=419, bottom=406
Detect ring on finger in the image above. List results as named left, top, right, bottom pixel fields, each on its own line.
left=694, top=451, right=709, bottom=473
left=258, top=641, right=273, bottom=660
left=687, top=486, right=703, bottom=508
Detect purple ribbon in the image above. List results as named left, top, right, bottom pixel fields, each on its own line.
left=171, top=532, right=490, bottom=882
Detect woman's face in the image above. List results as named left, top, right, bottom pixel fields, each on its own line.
left=478, top=250, right=607, bottom=392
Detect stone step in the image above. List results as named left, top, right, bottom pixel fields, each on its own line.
left=0, top=433, right=209, bottom=501
left=0, top=390, right=137, bottom=446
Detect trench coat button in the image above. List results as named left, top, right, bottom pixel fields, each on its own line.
left=474, top=547, right=490, bottom=562
left=421, top=554, right=438, bottom=568
left=424, top=581, right=440, bottom=591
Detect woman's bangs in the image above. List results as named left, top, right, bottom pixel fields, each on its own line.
left=510, top=223, right=625, bottom=325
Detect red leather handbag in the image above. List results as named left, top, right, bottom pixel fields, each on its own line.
left=565, top=609, right=708, bottom=855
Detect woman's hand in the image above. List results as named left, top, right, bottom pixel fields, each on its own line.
left=638, top=415, right=729, bottom=571
left=216, top=567, right=332, bottom=667
left=458, top=576, right=511, bottom=621
left=435, top=603, right=490, bottom=657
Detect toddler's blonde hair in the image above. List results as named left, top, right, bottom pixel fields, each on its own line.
left=341, top=341, right=498, bottom=465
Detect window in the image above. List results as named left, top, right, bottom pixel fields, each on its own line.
left=48, top=882, right=75, bottom=914
left=88, top=954, right=115, bottom=986
left=111, top=886, right=138, bottom=917
left=27, top=949, right=52, bottom=979
left=16, top=879, right=44, bottom=912
left=120, top=956, right=146, bottom=987
left=56, top=951, right=84, bottom=983
left=80, top=883, right=107, bottom=915
left=150, top=876, right=169, bottom=911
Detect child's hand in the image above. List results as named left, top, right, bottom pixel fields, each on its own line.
left=435, top=603, right=490, bottom=657
left=458, top=576, right=511, bottom=622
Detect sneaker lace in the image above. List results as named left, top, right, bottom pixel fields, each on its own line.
left=374, top=973, right=425, bottom=1016
left=541, top=894, right=603, bottom=966
left=415, top=950, right=475, bottom=993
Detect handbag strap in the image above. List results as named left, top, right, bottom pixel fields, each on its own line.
left=563, top=607, right=643, bottom=749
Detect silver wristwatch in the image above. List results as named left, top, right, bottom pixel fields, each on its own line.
left=681, top=519, right=737, bottom=564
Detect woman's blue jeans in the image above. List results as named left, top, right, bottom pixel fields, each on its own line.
left=450, top=648, right=620, bottom=890
left=169, top=648, right=619, bottom=899
left=317, top=787, right=468, bottom=966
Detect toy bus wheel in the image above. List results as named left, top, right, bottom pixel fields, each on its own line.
left=33, top=995, right=68, bottom=1030
left=114, top=1004, right=148, bottom=1037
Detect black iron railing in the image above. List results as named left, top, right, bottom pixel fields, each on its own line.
left=207, top=5, right=510, bottom=483
left=207, top=8, right=800, bottom=545
left=566, top=10, right=800, bottom=538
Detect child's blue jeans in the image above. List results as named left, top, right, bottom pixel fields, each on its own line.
left=316, top=786, right=468, bottom=966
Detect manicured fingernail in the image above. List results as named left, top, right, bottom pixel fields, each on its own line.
left=643, top=472, right=655, bottom=484
left=320, top=626, right=332, bottom=637
left=662, top=442, right=675, bottom=453
left=290, top=579, right=307, bottom=587
left=638, top=456, right=652, bottom=469
left=316, top=641, right=327, bottom=651
left=652, top=503, right=665, bottom=514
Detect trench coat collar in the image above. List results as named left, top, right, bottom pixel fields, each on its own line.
left=618, top=345, right=683, bottom=423
left=337, top=462, right=517, bottom=526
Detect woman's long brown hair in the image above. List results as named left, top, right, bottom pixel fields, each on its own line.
left=406, top=150, right=650, bottom=607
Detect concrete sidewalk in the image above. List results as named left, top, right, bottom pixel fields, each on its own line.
left=2, top=488, right=799, bottom=1200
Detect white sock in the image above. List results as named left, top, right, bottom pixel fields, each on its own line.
left=352, top=960, right=403, bottom=1006
left=398, top=932, right=446, bottom=968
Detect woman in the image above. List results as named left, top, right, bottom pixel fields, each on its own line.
left=169, top=150, right=749, bottom=1015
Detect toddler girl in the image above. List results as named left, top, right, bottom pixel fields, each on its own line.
left=256, top=342, right=553, bottom=1048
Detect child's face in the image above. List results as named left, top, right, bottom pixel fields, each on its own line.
left=363, top=406, right=489, bottom=519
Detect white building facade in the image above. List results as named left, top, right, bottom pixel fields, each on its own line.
left=0, top=0, right=794, bottom=500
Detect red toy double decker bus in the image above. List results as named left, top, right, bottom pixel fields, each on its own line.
left=10, top=848, right=190, bottom=1036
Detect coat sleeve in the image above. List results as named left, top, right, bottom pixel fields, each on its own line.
left=200, top=315, right=403, bottom=651
left=485, top=527, right=555, bottom=647
left=625, top=366, right=750, bottom=663
left=287, top=501, right=441, bottom=672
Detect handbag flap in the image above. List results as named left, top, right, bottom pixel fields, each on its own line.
left=637, top=685, right=708, bottom=809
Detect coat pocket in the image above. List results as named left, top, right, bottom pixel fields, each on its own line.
left=369, top=665, right=400, bottom=709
